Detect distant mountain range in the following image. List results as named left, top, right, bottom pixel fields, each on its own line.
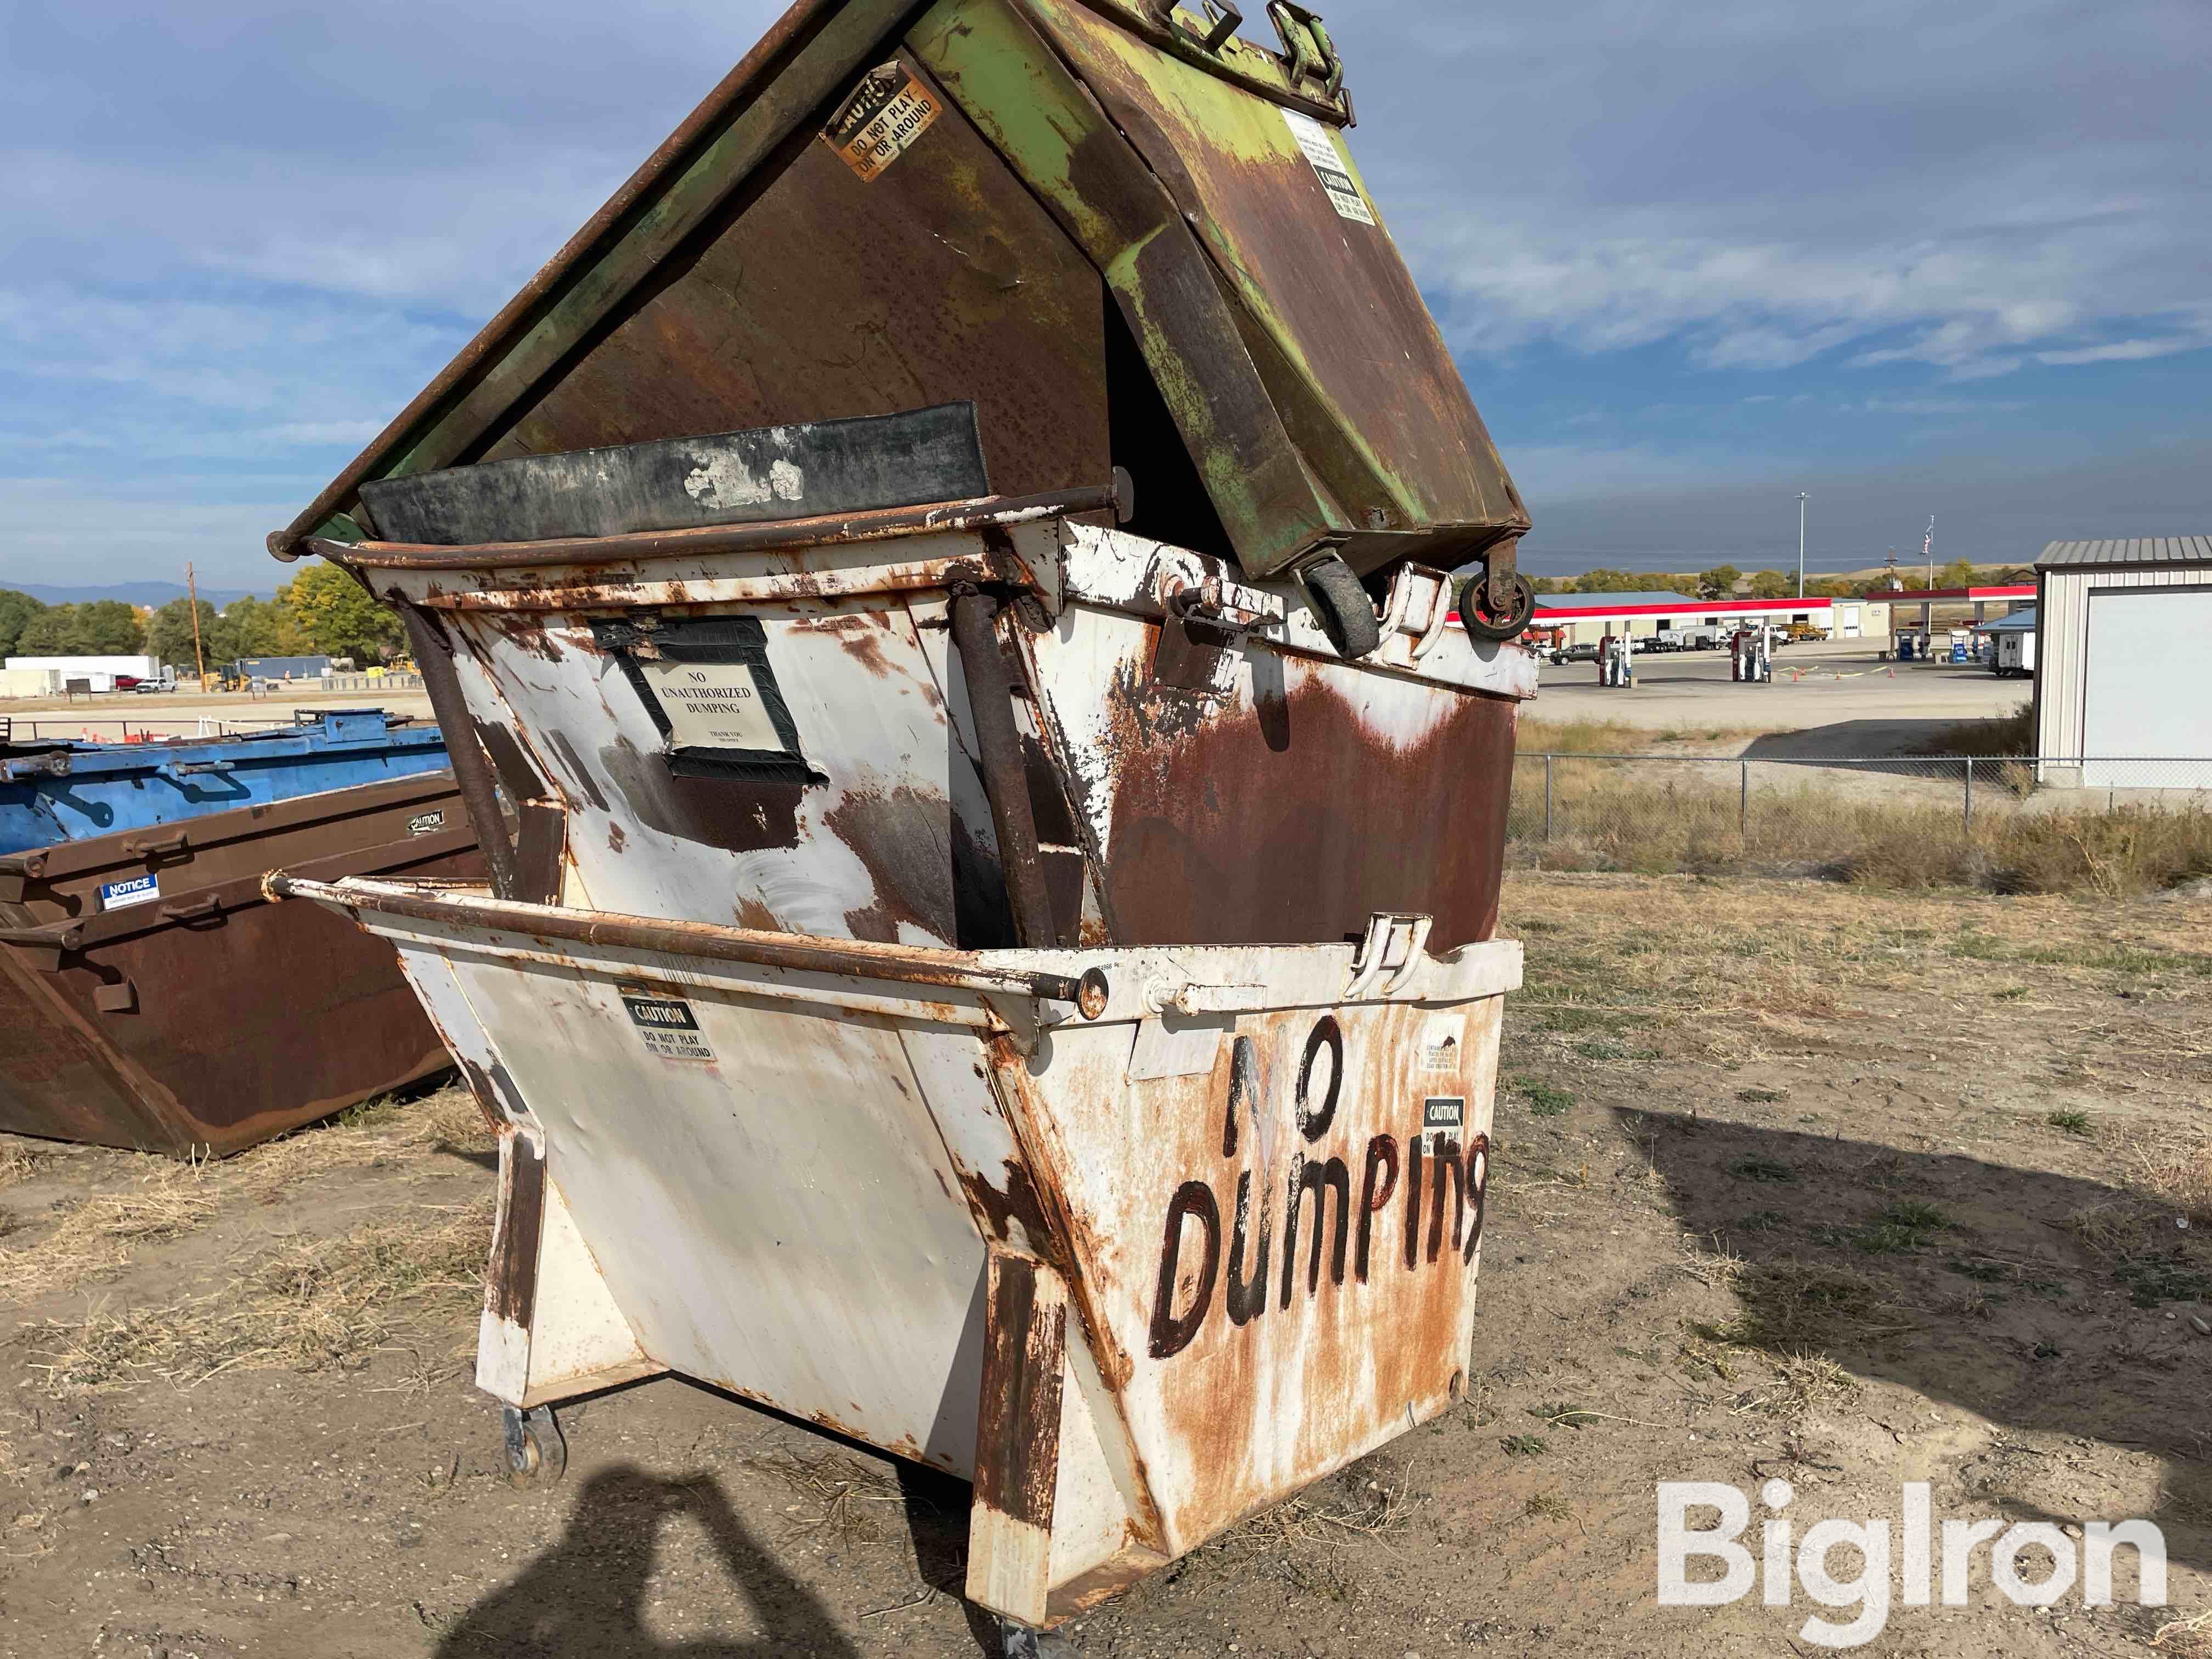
left=0, top=580, right=263, bottom=609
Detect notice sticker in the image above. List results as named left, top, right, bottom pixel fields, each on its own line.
left=1418, top=1013, right=1466, bottom=1075
left=825, top=64, right=944, bottom=183
left=1423, top=1097, right=1466, bottom=1131
left=1281, top=108, right=1375, bottom=225
left=406, top=809, right=447, bottom=837
left=622, top=990, right=716, bottom=1063
left=640, top=661, right=788, bottom=755
left=98, top=873, right=160, bottom=912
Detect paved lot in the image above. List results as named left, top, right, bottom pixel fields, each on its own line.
left=1531, top=640, right=2024, bottom=738
left=2, top=687, right=436, bottom=737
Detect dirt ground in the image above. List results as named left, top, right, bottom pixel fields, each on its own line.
left=2, top=873, right=2208, bottom=1658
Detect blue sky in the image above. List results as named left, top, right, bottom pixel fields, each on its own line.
left=2, top=0, right=2207, bottom=591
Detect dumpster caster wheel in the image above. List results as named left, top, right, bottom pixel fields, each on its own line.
left=1000, top=1617, right=1077, bottom=1658
left=1299, top=554, right=1382, bottom=659
left=503, top=1404, right=566, bottom=1490
left=1458, top=568, right=1536, bottom=642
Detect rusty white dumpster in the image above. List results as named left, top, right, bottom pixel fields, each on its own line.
left=274, top=872, right=1516, bottom=1623
left=262, top=0, right=1542, bottom=1634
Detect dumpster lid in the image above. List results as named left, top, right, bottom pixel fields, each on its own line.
left=271, top=0, right=1526, bottom=583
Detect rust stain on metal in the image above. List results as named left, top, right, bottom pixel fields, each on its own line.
left=545, top=730, right=611, bottom=811
left=607, top=822, right=627, bottom=854
left=487, top=1133, right=546, bottom=1326
left=1099, top=654, right=1516, bottom=950
left=973, top=1252, right=1066, bottom=1529
left=596, top=736, right=803, bottom=854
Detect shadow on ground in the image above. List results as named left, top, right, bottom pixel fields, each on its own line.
left=1617, top=1107, right=2212, bottom=1565
left=433, top=1466, right=864, bottom=1657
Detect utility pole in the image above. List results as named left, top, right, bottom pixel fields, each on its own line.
left=186, top=563, right=207, bottom=687
left=1796, top=492, right=1808, bottom=597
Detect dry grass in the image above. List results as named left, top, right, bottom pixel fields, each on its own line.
left=0, top=1142, right=53, bottom=1188
left=1915, top=701, right=2035, bottom=757
left=0, top=1165, right=221, bottom=1301
left=0, top=1086, right=496, bottom=1307
left=2131, top=1133, right=2212, bottom=1226
left=24, top=1198, right=493, bottom=1395
left=1506, top=757, right=2212, bottom=896
left=1519, top=717, right=1765, bottom=757
left=744, top=1448, right=918, bottom=1545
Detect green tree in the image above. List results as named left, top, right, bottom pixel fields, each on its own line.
left=145, top=598, right=218, bottom=673
left=15, top=607, right=83, bottom=654
left=1697, top=565, right=1741, bottom=600
left=78, top=600, right=148, bottom=653
left=1938, top=557, right=1978, bottom=588
left=207, top=594, right=294, bottom=664
left=1746, top=568, right=1792, bottom=599
left=0, top=590, right=47, bottom=658
left=276, top=563, right=404, bottom=664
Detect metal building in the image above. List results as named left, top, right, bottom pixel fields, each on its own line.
left=2034, top=537, right=2212, bottom=787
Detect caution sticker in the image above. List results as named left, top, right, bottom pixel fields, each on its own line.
left=1282, top=109, right=1375, bottom=225
left=1423, top=1097, right=1466, bottom=1131
left=621, top=989, right=716, bottom=1063
left=825, top=64, right=944, bottom=183
left=406, top=809, right=447, bottom=837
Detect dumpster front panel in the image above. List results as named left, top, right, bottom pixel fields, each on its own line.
left=997, top=993, right=1499, bottom=1553
left=396, top=931, right=1012, bottom=1471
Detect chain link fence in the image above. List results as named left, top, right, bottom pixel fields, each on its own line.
left=1506, top=754, right=2212, bottom=891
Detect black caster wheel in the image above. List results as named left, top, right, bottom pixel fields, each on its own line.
left=1459, top=568, right=1536, bottom=641
left=1000, top=1617, right=1079, bottom=1657
left=1300, top=554, right=1383, bottom=659
left=503, top=1404, right=566, bottom=1490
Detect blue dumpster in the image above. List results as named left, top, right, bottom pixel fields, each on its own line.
left=0, top=709, right=450, bottom=857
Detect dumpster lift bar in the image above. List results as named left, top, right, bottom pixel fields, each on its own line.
left=266, top=873, right=1110, bottom=1014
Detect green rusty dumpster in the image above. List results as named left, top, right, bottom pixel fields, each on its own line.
left=267, top=0, right=1539, bottom=1638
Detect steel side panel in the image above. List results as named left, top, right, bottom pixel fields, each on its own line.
left=417, top=939, right=996, bottom=1471
left=1001, top=995, right=1500, bottom=1554
left=1026, top=603, right=1518, bottom=949
left=433, top=596, right=1002, bottom=946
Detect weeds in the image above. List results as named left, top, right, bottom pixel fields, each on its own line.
left=1530, top=1402, right=1598, bottom=1431
left=1500, top=1434, right=1548, bottom=1456
left=2046, top=1109, right=2093, bottom=1136
left=1523, top=1493, right=1573, bottom=1522
left=1730, top=1158, right=1797, bottom=1183
left=1511, top=1076, right=1573, bottom=1118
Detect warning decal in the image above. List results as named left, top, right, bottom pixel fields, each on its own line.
left=1281, top=108, right=1375, bottom=225
left=825, top=64, right=944, bottom=183
left=639, top=661, right=788, bottom=755
left=622, top=990, right=716, bottom=1063
left=98, top=873, right=160, bottom=912
left=1418, top=1013, right=1466, bottom=1075
left=1423, top=1097, right=1466, bottom=1131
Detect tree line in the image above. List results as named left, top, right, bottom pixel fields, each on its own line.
left=1526, top=558, right=2023, bottom=601
left=0, top=566, right=407, bottom=672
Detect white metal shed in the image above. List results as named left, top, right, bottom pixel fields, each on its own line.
left=2034, top=538, right=2212, bottom=787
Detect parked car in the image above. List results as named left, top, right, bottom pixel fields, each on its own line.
left=1555, top=642, right=1601, bottom=663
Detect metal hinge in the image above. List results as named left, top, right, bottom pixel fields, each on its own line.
left=1344, top=911, right=1432, bottom=1000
